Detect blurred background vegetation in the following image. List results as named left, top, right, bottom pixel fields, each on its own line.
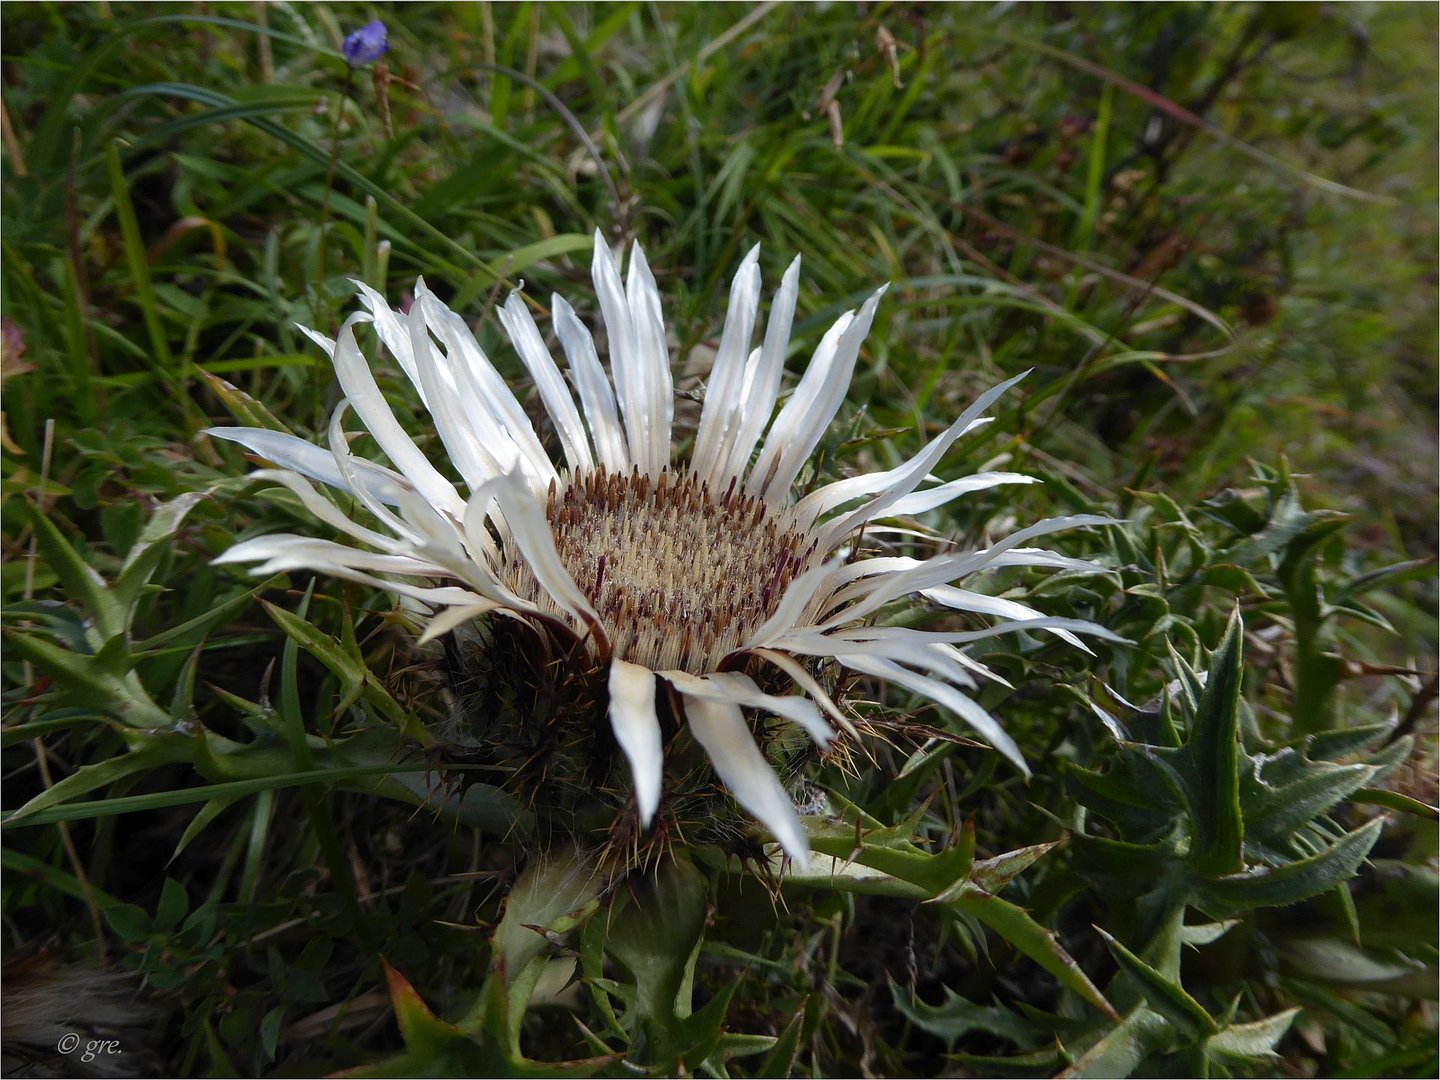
left=2, top=3, right=1435, bottom=1077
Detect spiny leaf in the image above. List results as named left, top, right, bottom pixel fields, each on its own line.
left=678, top=976, right=743, bottom=1072
left=944, top=835, right=1060, bottom=899
left=490, top=847, right=605, bottom=980
left=604, top=857, right=707, bottom=1064
left=112, top=491, right=206, bottom=616
left=1195, top=817, right=1384, bottom=916
left=1243, top=753, right=1378, bottom=852
left=1176, top=608, right=1244, bottom=876
left=888, top=979, right=1035, bottom=1049
left=1058, top=1007, right=1170, bottom=1079
left=131, top=587, right=260, bottom=655
left=262, top=598, right=368, bottom=701
left=25, top=501, right=124, bottom=640
left=199, top=369, right=293, bottom=432
left=1278, top=937, right=1437, bottom=998
left=753, top=1004, right=807, bottom=1078
left=805, top=813, right=976, bottom=896
left=1307, top=722, right=1395, bottom=762
left=1179, top=920, right=1240, bottom=947
left=954, top=890, right=1116, bottom=1020
left=1098, top=927, right=1217, bottom=1038
left=1209, top=1008, right=1301, bottom=1065
left=3, top=629, right=172, bottom=728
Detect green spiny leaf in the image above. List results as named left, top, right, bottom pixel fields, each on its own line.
left=1307, top=722, right=1395, bottom=762
left=967, top=838, right=1065, bottom=896
left=26, top=501, right=124, bottom=640
left=199, top=370, right=294, bottom=432
left=1177, top=608, right=1244, bottom=875
left=1178, top=920, right=1240, bottom=947
left=953, top=890, right=1116, bottom=1019
left=1099, top=928, right=1217, bottom=1038
left=1278, top=937, right=1437, bottom=998
left=605, top=857, right=707, bottom=1065
left=489, top=847, right=605, bottom=980
left=263, top=598, right=367, bottom=710
left=1243, top=754, right=1378, bottom=852
left=112, top=491, right=206, bottom=616
left=805, top=813, right=976, bottom=895
left=752, top=1004, right=806, bottom=1078
left=1195, top=817, right=1384, bottom=916
left=1058, top=1007, right=1170, bottom=1080
left=3, top=629, right=172, bottom=728
left=4, top=737, right=194, bottom=825
left=889, top=979, right=1036, bottom=1048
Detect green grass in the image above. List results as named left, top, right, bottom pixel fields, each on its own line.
left=3, top=4, right=1435, bottom=1077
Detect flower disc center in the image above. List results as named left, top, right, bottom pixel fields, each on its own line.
left=541, top=467, right=816, bottom=672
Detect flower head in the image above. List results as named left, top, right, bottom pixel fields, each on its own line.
left=342, top=20, right=389, bottom=68
left=207, top=234, right=1113, bottom=869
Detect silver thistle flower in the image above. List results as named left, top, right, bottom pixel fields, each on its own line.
left=207, top=234, right=1113, bottom=868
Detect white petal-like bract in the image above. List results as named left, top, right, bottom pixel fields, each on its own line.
left=206, top=237, right=1111, bottom=868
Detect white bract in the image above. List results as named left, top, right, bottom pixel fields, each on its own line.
left=209, top=234, right=1116, bottom=870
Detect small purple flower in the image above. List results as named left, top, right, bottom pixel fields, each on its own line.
left=342, top=20, right=388, bottom=68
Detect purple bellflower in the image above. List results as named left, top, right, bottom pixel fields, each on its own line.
left=342, top=20, right=389, bottom=68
